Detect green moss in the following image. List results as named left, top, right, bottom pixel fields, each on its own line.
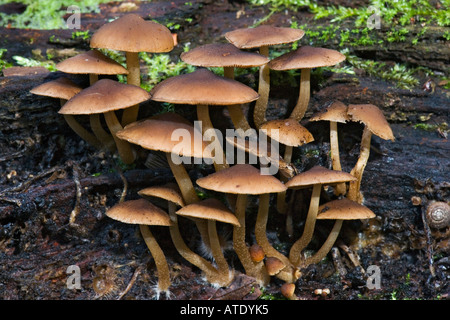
left=0, top=0, right=112, bottom=29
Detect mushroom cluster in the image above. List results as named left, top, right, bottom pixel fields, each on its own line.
left=29, top=16, right=395, bottom=299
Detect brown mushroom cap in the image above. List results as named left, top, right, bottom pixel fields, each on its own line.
left=30, top=77, right=82, bottom=101
left=317, top=198, right=376, bottom=220
left=249, top=244, right=265, bottom=263
left=196, top=164, right=287, bottom=195
left=90, top=14, right=174, bottom=53
left=265, top=256, right=286, bottom=276
left=150, top=68, right=259, bottom=106
left=180, top=43, right=269, bottom=68
left=269, top=46, right=346, bottom=70
left=138, top=183, right=185, bottom=207
left=260, top=118, right=314, bottom=147
left=116, top=118, right=213, bottom=159
left=286, top=166, right=356, bottom=189
left=106, top=198, right=172, bottom=226
left=310, top=101, right=350, bottom=124
left=58, top=79, right=151, bottom=115
left=225, top=25, right=305, bottom=49
left=280, top=283, right=296, bottom=299
left=176, top=198, right=240, bottom=226
left=347, top=104, right=395, bottom=141
left=55, top=50, right=129, bottom=75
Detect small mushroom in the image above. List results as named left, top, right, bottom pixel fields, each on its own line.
left=303, top=198, right=375, bottom=267
left=116, top=117, right=214, bottom=245
left=346, top=104, right=395, bottom=203
left=225, top=25, right=305, bottom=129
left=58, top=79, right=151, bottom=164
left=196, top=164, right=290, bottom=284
left=180, top=43, right=269, bottom=131
left=176, top=198, right=240, bottom=287
left=90, top=14, right=174, bottom=126
left=150, top=68, right=259, bottom=172
left=105, top=198, right=173, bottom=299
left=30, top=77, right=102, bottom=149
left=56, top=49, right=129, bottom=151
left=268, top=46, right=346, bottom=122
left=281, top=283, right=298, bottom=300
left=310, top=100, right=350, bottom=196
left=260, top=118, right=314, bottom=228
left=285, top=166, right=356, bottom=267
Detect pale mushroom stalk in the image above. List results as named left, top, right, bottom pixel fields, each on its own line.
left=329, top=121, right=346, bottom=195
left=87, top=73, right=116, bottom=152
left=255, top=193, right=291, bottom=267
left=253, top=45, right=270, bottom=129
left=60, top=96, right=102, bottom=150
left=104, top=111, right=136, bottom=164
left=165, top=153, right=210, bottom=245
left=289, top=68, right=310, bottom=121
left=289, top=183, right=321, bottom=267
left=168, top=217, right=222, bottom=285
left=207, top=219, right=233, bottom=286
left=196, top=104, right=229, bottom=172
left=139, top=224, right=171, bottom=294
left=223, top=67, right=252, bottom=132
left=121, top=51, right=141, bottom=126
left=303, top=219, right=343, bottom=266
left=276, top=145, right=293, bottom=215
left=347, top=126, right=372, bottom=203
left=233, top=194, right=269, bottom=285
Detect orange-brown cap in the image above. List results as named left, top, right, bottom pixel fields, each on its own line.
left=176, top=198, right=240, bottom=226
left=30, top=77, right=82, bottom=101
left=150, top=68, right=259, bottom=106
left=286, top=166, right=356, bottom=189
left=280, top=283, right=296, bottom=299
left=347, top=104, right=395, bottom=141
left=55, top=50, right=129, bottom=75
left=310, top=101, right=350, bottom=124
left=269, top=46, right=346, bottom=70
left=180, top=43, right=269, bottom=68
left=90, top=14, right=174, bottom=53
left=116, top=118, right=213, bottom=159
left=138, top=183, right=185, bottom=207
left=265, top=256, right=285, bottom=276
left=260, top=118, right=314, bottom=147
left=317, top=198, right=376, bottom=220
left=106, top=198, right=172, bottom=226
left=58, top=79, right=150, bottom=115
left=196, top=164, right=287, bottom=195
left=249, top=244, right=265, bottom=263
left=225, top=25, right=305, bottom=49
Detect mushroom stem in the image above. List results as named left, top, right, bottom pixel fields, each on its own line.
left=63, top=114, right=103, bottom=149
left=165, top=153, right=210, bottom=244
left=303, top=219, right=343, bottom=267
left=196, top=104, right=229, bottom=172
left=347, top=126, right=372, bottom=203
left=330, top=121, right=346, bottom=196
left=277, top=145, right=293, bottom=215
left=104, top=110, right=136, bottom=164
left=253, top=45, right=270, bottom=129
left=121, top=51, right=141, bottom=126
left=289, top=183, right=322, bottom=267
left=138, top=224, right=171, bottom=294
left=168, top=216, right=221, bottom=285
left=208, top=219, right=233, bottom=287
left=87, top=74, right=116, bottom=151
left=90, top=113, right=116, bottom=152
left=223, top=66, right=252, bottom=132
left=233, top=194, right=269, bottom=285
left=289, top=68, right=310, bottom=122
left=255, top=193, right=291, bottom=267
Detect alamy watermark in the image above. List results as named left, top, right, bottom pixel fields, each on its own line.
left=66, top=5, right=81, bottom=29
left=170, top=121, right=281, bottom=176
left=366, top=265, right=382, bottom=290
left=66, top=265, right=81, bottom=290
